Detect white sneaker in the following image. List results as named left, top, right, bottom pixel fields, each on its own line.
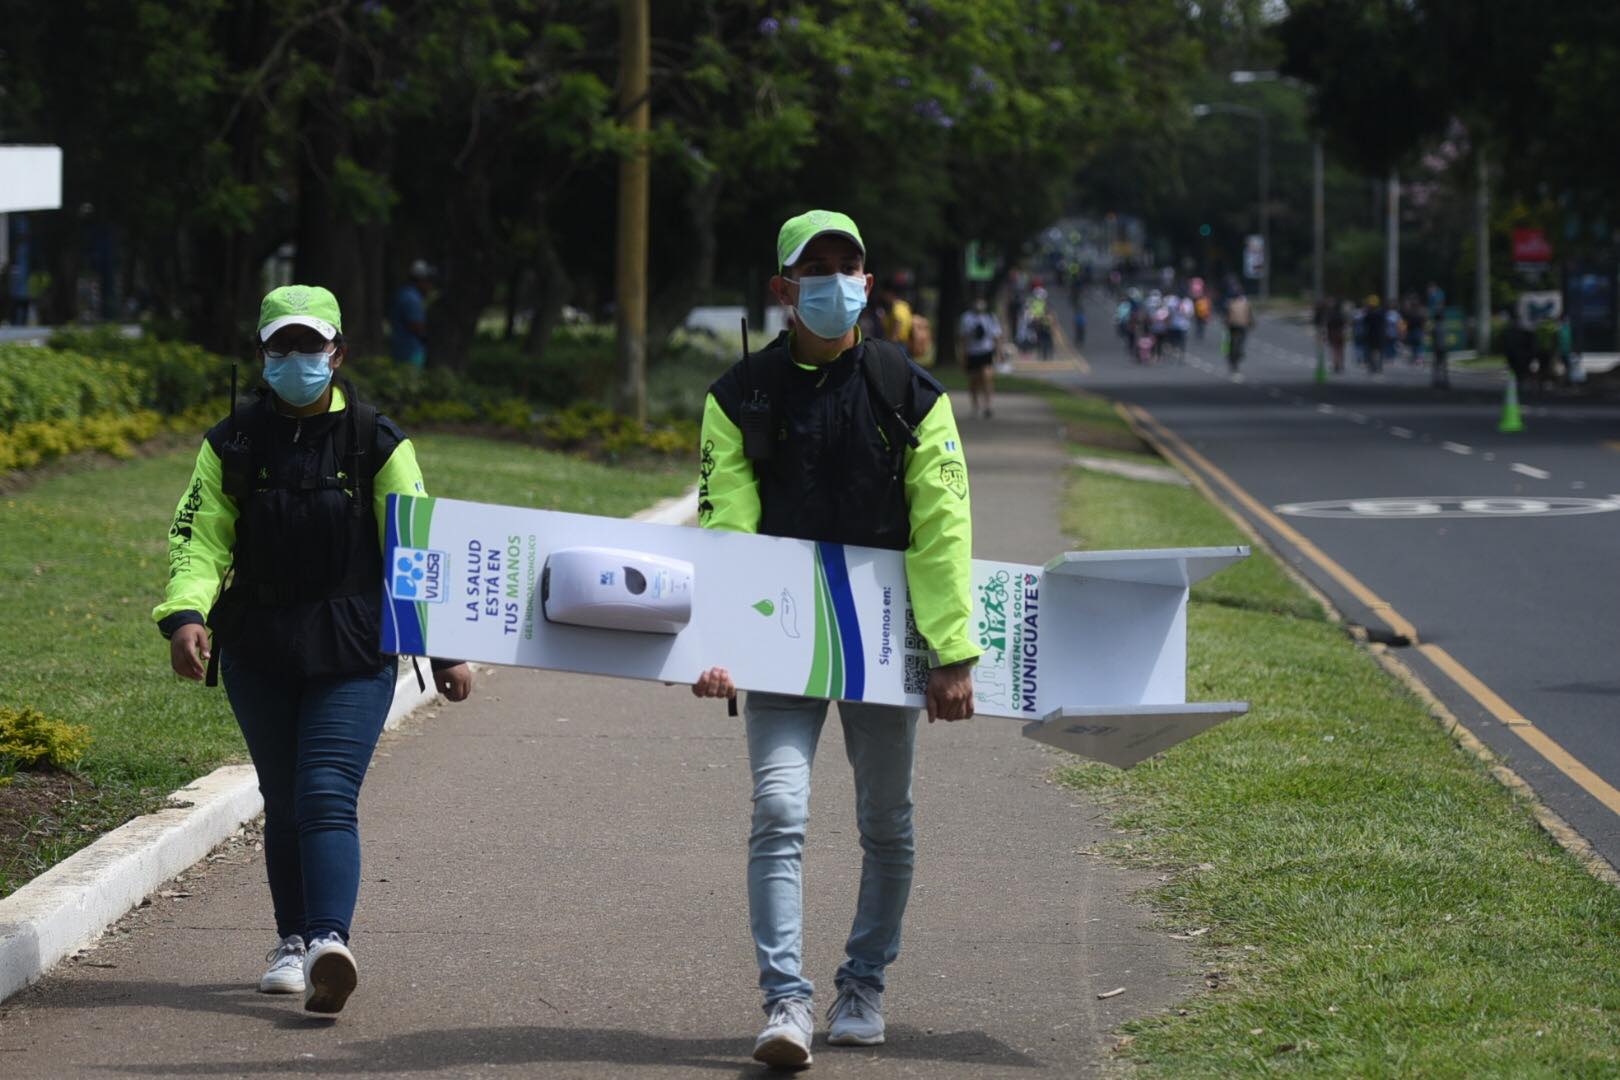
left=257, top=935, right=305, bottom=994
left=826, top=982, right=885, bottom=1046
left=302, top=932, right=358, bottom=1014
left=753, top=996, right=814, bottom=1068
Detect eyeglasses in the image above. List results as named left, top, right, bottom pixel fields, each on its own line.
left=262, top=341, right=334, bottom=360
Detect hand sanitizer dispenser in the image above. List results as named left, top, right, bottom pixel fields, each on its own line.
left=541, top=547, right=694, bottom=635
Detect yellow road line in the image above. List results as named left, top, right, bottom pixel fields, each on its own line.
left=1420, top=643, right=1620, bottom=816
left=1121, top=397, right=1620, bottom=823
left=1125, top=403, right=1420, bottom=643
left=1605, top=440, right=1620, bottom=453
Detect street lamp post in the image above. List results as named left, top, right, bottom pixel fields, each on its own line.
left=1191, top=102, right=1269, bottom=302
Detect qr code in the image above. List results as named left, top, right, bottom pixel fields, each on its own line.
left=903, top=653, right=930, bottom=695
left=903, top=605, right=926, bottom=652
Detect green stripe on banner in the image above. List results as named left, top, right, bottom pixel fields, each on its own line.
left=805, top=547, right=832, bottom=697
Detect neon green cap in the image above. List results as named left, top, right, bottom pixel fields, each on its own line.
left=777, top=209, right=865, bottom=270
left=257, top=284, right=343, bottom=342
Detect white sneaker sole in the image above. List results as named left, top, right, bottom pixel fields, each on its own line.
left=303, top=949, right=357, bottom=1014
left=827, top=1029, right=885, bottom=1047
left=258, top=970, right=305, bottom=994
left=752, top=1034, right=812, bottom=1068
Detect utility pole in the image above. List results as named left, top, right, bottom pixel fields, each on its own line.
left=1258, top=109, right=1270, bottom=303
left=614, top=0, right=650, bottom=423
left=1474, top=150, right=1491, bottom=352
left=1312, top=138, right=1324, bottom=302
left=1384, top=168, right=1399, bottom=305
left=1312, top=137, right=1327, bottom=382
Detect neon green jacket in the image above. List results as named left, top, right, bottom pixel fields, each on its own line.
left=699, top=347, right=979, bottom=668
left=152, top=387, right=426, bottom=632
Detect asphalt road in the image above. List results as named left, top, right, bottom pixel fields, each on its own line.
left=1059, top=289, right=1620, bottom=871
left=0, top=392, right=1193, bottom=1078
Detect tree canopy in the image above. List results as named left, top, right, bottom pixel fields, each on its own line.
left=0, top=0, right=1195, bottom=372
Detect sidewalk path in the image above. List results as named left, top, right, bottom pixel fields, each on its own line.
left=0, top=393, right=1194, bottom=1077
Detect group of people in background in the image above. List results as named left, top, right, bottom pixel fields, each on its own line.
left=1113, top=279, right=1249, bottom=370
left=1314, top=282, right=1450, bottom=387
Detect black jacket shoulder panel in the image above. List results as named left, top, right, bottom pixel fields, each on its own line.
left=376, top=413, right=407, bottom=451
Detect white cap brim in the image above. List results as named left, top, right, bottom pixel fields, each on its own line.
left=782, top=229, right=864, bottom=269
left=259, top=314, right=338, bottom=342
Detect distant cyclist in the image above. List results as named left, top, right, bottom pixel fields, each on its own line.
left=1223, top=290, right=1253, bottom=372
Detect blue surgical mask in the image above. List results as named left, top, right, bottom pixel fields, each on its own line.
left=788, top=273, right=868, bottom=340
left=264, top=351, right=334, bottom=407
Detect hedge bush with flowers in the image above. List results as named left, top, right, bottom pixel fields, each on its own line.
left=0, top=325, right=702, bottom=478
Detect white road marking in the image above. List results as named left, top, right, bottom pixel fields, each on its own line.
left=1482, top=452, right=1496, bottom=461
left=1317, top=404, right=1337, bottom=415
left=1511, top=463, right=1551, bottom=480
left=1572, top=481, right=1587, bottom=490
left=1391, top=427, right=1414, bottom=438
left=1349, top=413, right=1369, bottom=424
left=1442, top=441, right=1473, bottom=455
left=1276, top=495, right=1619, bottom=519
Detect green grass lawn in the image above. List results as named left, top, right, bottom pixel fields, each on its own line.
left=0, top=435, right=692, bottom=896
left=1040, top=382, right=1620, bottom=1076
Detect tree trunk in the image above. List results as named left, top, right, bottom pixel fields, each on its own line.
left=425, top=159, right=498, bottom=372
left=524, top=226, right=572, bottom=360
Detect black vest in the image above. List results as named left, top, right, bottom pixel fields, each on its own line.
left=708, top=334, right=943, bottom=550
left=205, top=393, right=392, bottom=678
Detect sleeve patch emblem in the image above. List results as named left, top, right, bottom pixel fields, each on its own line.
left=939, top=460, right=968, bottom=500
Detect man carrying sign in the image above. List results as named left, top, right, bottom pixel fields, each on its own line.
left=692, top=210, right=979, bottom=1066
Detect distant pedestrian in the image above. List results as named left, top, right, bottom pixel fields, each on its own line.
left=1325, top=299, right=1348, bottom=374
left=1559, top=315, right=1583, bottom=386
left=388, top=260, right=433, bottom=367
left=1223, top=290, right=1253, bottom=371
left=1362, top=295, right=1386, bottom=374
left=960, top=297, right=1003, bottom=417
left=1402, top=296, right=1427, bottom=364
left=1502, top=309, right=1533, bottom=387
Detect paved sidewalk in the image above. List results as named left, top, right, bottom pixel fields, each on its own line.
left=0, top=393, right=1194, bottom=1077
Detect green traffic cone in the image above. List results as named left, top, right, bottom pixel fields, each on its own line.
left=1497, top=379, right=1524, bottom=433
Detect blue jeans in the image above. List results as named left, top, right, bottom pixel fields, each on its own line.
left=744, top=691, right=919, bottom=1006
left=222, top=655, right=396, bottom=942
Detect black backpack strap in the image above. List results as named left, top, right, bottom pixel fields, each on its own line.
left=859, top=339, right=921, bottom=449
left=338, top=382, right=379, bottom=518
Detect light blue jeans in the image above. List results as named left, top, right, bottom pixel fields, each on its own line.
left=744, top=691, right=919, bottom=1006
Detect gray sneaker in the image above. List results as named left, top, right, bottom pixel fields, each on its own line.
left=303, top=931, right=358, bottom=1014
left=826, top=981, right=885, bottom=1046
left=257, top=935, right=305, bottom=994
left=753, top=996, right=814, bottom=1068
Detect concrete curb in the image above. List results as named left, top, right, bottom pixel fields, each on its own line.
left=0, top=483, right=699, bottom=1004
left=0, top=661, right=436, bottom=1004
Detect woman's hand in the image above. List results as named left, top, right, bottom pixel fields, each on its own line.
left=691, top=666, right=736, bottom=700
left=170, top=624, right=210, bottom=681
left=436, top=663, right=474, bottom=702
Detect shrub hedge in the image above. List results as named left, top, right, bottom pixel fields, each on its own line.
left=0, top=324, right=705, bottom=477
